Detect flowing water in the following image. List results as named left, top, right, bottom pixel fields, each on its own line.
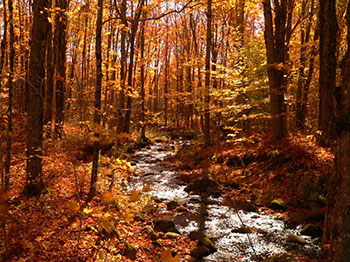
left=128, top=140, right=320, bottom=261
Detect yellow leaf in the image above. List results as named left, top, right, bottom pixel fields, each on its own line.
left=123, top=209, right=134, bottom=223
left=66, top=199, right=80, bottom=213
left=100, top=218, right=113, bottom=233
left=161, top=249, right=180, bottom=262
left=83, top=208, right=93, bottom=214
left=129, top=189, right=141, bottom=202
left=98, top=250, right=104, bottom=260
left=142, top=184, right=151, bottom=192
left=101, top=192, right=114, bottom=204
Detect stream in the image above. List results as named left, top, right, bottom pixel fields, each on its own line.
left=128, top=140, right=320, bottom=261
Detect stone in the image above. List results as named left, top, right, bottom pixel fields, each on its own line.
left=154, top=218, right=176, bottom=233
left=270, top=199, right=287, bottom=211
left=165, top=232, right=181, bottom=239
left=230, top=199, right=258, bottom=212
left=188, top=231, right=206, bottom=241
left=300, top=224, right=323, bottom=238
left=198, top=236, right=217, bottom=252
left=122, top=242, right=137, bottom=260
left=190, top=247, right=212, bottom=259
left=231, top=226, right=253, bottom=234
left=141, top=226, right=154, bottom=235
left=184, top=178, right=219, bottom=193
left=166, top=201, right=179, bottom=210
left=286, top=234, right=306, bottom=244
left=265, top=253, right=297, bottom=262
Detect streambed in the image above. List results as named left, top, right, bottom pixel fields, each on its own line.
left=128, top=140, right=320, bottom=261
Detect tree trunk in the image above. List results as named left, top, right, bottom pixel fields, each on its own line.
left=89, top=0, right=103, bottom=198
left=318, top=0, right=337, bottom=146
left=203, top=0, right=212, bottom=146
left=263, top=0, right=289, bottom=143
left=139, top=17, right=147, bottom=141
left=321, top=3, right=350, bottom=260
left=54, top=0, right=68, bottom=137
left=24, top=0, right=50, bottom=197
left=0, top=0, right=7, bottom=96
left=5, top=0, right=15, bottom=190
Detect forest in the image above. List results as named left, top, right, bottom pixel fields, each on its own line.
left=0, top=0, right=349, bottom=261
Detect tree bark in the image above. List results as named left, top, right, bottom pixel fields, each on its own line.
left=5, top=0, right=15, bottom=190
left=318, top=0, right=337, bottom=146
left=203, top=0, right=212, bottom=146
left=89, top=0, right=103, bottom=198
left=321, top=3, right=350, bottom=260
left=0, top=0, right=7, bottom=96
left=263, top=0, right=290, bottom=143
left=54, top=0, right=68, bottom=137
left=24, top=0, right=50, bottom=197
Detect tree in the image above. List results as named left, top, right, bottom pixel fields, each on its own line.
left=24, top=0, right=50, bottom=197
left=318, top=0, right=337, bottom=146
left=263, top=0, right=292, bottom=143
left=89, top=0, right=103, bottom=198
left=321, top=2, right=350, bottom=260
left=4, top=0, right=15, bottom=190
left=54, top=0, right=68, bottom=136
left=203, top=0, right=212, bottom=146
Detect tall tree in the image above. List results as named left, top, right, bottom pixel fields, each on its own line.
left=0, top=0, right=7, bottom=96
left=203, top=0, right=212, bottom=146
left=24, top=0, right=50, bottom=197
left=318, top=0, right=337, bottom=146
left=54, top=0, right=68, bottom=136
left=321, top=2, right=350, bottom=260
left=89, top=0, right=103, bottom=198
left=5, top=0, right=15, bottom=190
left=263, top=0, right=291, bottom=143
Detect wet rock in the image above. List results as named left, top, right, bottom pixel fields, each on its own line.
left=166, top=201, right=179, bottom=210
left=270, top=199, right=287, bottom=211
left=286, top=234, right=306, bottom=244
left=231, top=226, right=253, bottom=234
left=188, top=231, right=206, bottom=241
left=122, top=242, right=137, bottom=260
left=154, top=218, right=176, bottom=233
left=198, top=236, right=217, bottom=253
left=184, top=178, right=219, bottom=193
left=308, top=208, right=325, bottom=223
left=230, top=199, right=258, bottom=212
left=300, top=224, right=323, bottom=238
left=165, top=232, right=181, bottom=239
left=190, top=247, right=212, bottom=259
left=265, top=253, right=298, bottom=262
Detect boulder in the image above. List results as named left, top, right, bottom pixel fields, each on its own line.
left=166, top=201, right=179, bottom=210
left=270, top=199, right=287, bottom=211
left=184, top=177, right=219, bottom=193
left=154, top=218, right=177, bottom=233
left=300, top=224, right=323, bottom=238
left=230, top=199, right=258, bottom=212
left=190, top=247, right=212, bottom=259
left=165, top=232, right=181, bottom=239
left=286, top=234, right=306, bottom=244
left=122, top=242, right=137, bottom=260
left=188, top=231, right=206, bottom=241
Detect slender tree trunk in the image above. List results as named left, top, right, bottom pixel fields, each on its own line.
left=318, top=0, right=337, bottom=146
left=54, top=0, right=68, bottom=137
left=44, top=0, right=54, bottom=128
left=140, top=18, right=147, bottom=141
left=24, top=0, right=50, bottom=197
left=89, top=0, right=103, bottom=198
left=0, top=0, right=7, bottom=96
left=164, top=16, right=169, bottom=128
left=5, top=0, right=15, bottom=191
left=321, top=3, right=350, bottom=260
left=203, top=0, right=212, bottom=146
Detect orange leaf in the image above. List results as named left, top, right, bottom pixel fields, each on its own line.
left=142, top=184, right=151, bottom=192
left=161, top=249, right=180, bottom=262
left=129, top=189, right=141, bottom=202
left=101, top=192, right=114, bottom=204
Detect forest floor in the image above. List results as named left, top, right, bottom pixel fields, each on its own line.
left=0, top=124, right=333, bottom=262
